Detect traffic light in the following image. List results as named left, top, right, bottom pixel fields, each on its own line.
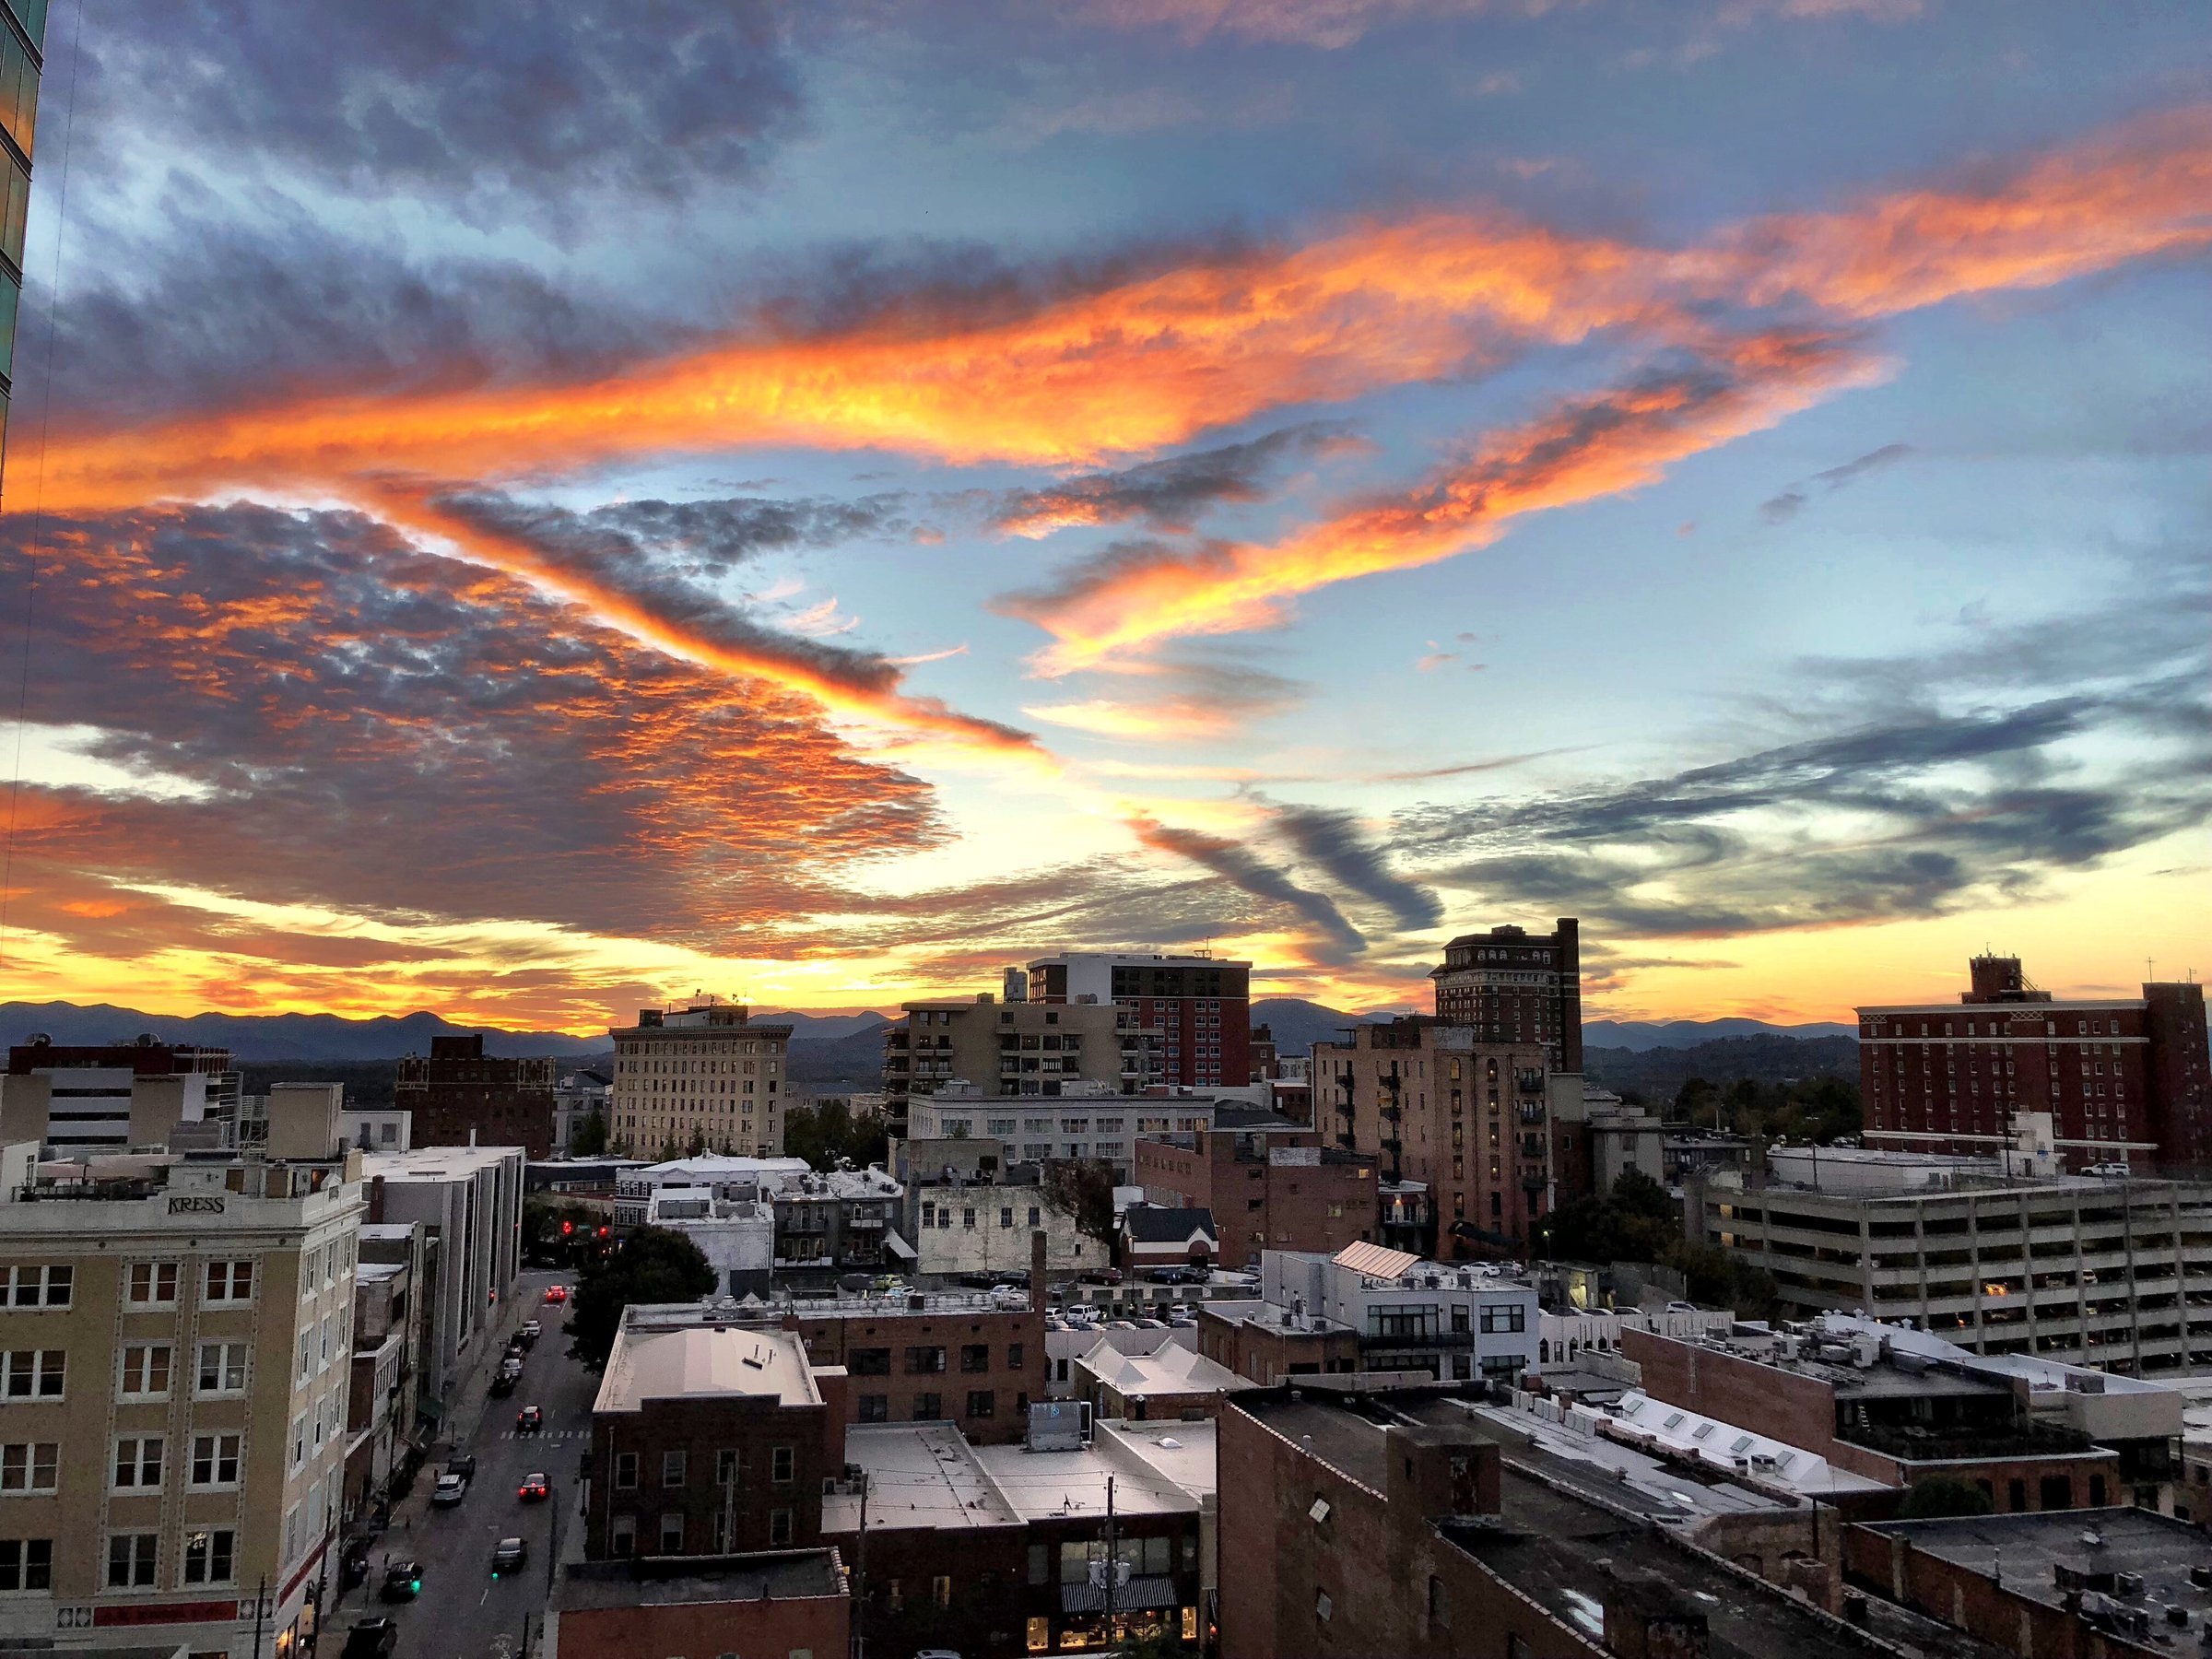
left=597, top=1226, right=609, bottom=1238
left=560, top=1221, right=572, bottom=1236
left=410, top=1577, right=422, bottom=1594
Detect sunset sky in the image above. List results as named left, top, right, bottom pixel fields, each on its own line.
left=0, top=0, right=2205, bottom=1033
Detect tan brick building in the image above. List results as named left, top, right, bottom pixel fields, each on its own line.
left=1132, top=1112, right=1381, bottom=1268
left=0, top=1136, right=365, bottom=1657
left=608, top=997, right=791, bottom=1159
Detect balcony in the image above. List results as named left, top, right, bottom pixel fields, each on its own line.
left=1517, top=1104, right=1545, bottom=1124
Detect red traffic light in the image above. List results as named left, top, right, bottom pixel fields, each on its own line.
left=560, top=1221, right=572, bottom=1236
left=597, top=1226, right=609, bottom=1238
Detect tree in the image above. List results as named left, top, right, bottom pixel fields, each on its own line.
left=1044, top=1159, right=1118, bottom=1248
left=1900, top=1476, right=1994, bottom=1519
left=782, top=1100, right=890, bottom=1173
left=522, top=1198, right=602, bottom=1266
left=568, top=1227, right=717, bottom=1369
left=569, top=1109, right=608, bottom=1157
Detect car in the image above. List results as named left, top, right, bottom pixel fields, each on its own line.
left=543, top=1284, right=568, bottom=1303
left=516, top=1405, right=544, bottom=1433
left=488, top=1371, right=517, bottom=1398
left=1077, top=1268, right=1123, bottom=1285
left=518, top=1470, right=550, bottom=1501
left=380, top=1561, right=423, bottom=1602
left=445, top=1453, right=477, bottom=1482
left=341, top=1618, right=400, bottom=1658
left=988, top=1285, right=1028, bottom=1309
left=503, top=1341, right=527, bottom=1365
left=518, top=1319, right=542, bottom=1344
left=429, top=1471, right=468, bottom=1506
left=491, top=1536, right=528, bottom=1575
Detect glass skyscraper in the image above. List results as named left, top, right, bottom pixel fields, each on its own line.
left=0, top=0, right=42, bottom=489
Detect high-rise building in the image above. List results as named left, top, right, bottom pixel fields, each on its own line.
left=880, top=992, right=1157, bottom=1135
left=1429, top=917, right=1583, bottom=1074
left=1027, top=950, right=1251, bottom=1088
left=0, top=1137, right=365, bottom=1657
left=606, top=996, right=790, bottom=1159
left=0, top=0, right=42, bottom=487
left=1, top=1035, right=241, bottom=1155
left=394, top=1032, right=558, bottom=1158
left=1857, top=956, right=2212, bottom=1170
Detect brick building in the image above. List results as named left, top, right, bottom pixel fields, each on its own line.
left=550, top=1549, right=851, bottom=1659
left=586, top=1316, right=844, bottom=1559
left=1857, top=955, right=2212, bottom=1171
left=1029, top=951, right=1252, bottom=1090
left=1198, top=1299, right=1362, bottom=1383
left=395, top=1032, right=558, bottom=1158
left=607, top=996, right=791, bottom=1159
left=1, top=1033, right=241, bottom=1154
left=1429, top=917, right=1583, bottom=1075
left=882, top=993, right=1149, bottom=1138
left=1312, top=1019, right=1554, bottom=1254
left=1132, top=1112, right=1381, bottom=1268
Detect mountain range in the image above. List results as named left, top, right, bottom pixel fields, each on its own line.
left=0, top=997, right=1852, bottom=1065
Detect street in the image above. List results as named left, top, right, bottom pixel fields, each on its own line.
left=335, top=1268, right=598, bottom=1659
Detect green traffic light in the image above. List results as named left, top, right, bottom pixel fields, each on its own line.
left=411, top=1579, right=421, bottom=1593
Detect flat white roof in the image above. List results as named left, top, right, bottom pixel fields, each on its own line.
left=595, top=1324, right=817, bottom=1414
left=972, top=1441, right=1199, bottom=1523
left=1098, top=1418, right=1218, bottom=1497
left=362, top=1146, right=523, bottom=1179
left=826, top=1423, right=1018, bottom=1533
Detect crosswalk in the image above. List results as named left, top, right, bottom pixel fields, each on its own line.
left=495, top=1428, right=588, bottom=1442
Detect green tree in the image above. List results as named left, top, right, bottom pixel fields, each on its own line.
left=522, top=1197, right=602, bottom=1265
left=1900, top=1476, right=1994, bottom=1519
left=568, top=1226, right=717, bottom=1369
left=569, top=1109, right=608, bottom=1157
left=1044, top=1159, right=1119, bottom=1248
left=784, top=1100, right=889, bottom=1172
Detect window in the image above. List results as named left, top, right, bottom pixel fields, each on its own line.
left=771, top=1444, right=794, bottom=1483
left=852, top=1347, right=891, bottom=1375
left=190, top=1433, right=242, bottom=1488
left=912, top=1393, right=943, bottom=1421
left=614, top=1452, right=639, bottom=1489
left=1478, top=1303, right=1526, bottom=1334
left=659, top=1512, right=685, bottom=1552
left=1, top=1350, right=62, bottom=1399
left=119, top=1343, right=171, bottom=1398
left=112, top=1436, right=166, bottom=1490
left=195, top=1342, right=248, bottom=1394
left=770, top=1507, right=794, bottom=1546
left=203, top=1260, right=254, bottom=1304
left=967, top=1390, right=996, bottom=1418
left=0, top=1443, right=55, bottom=1493
left=0, top=1265, right=69, bottom=1308
left=663, top=1450, right=688, bottom=1488
left=906, top=1346, right=946, bottom=1373
left=107, top=1532, right=159, bottom=1589
left=1001, top=1207, right=1015, bottom=1229
left=934, top=1574, right=953, bottom=1606
left=1028, top=1206, right=1041, bottom=1227
left=183, top=1528, right=236, bottom=1585
left=0, top=1539, right=52, bottom=1592
left=609, top=1515, right=636, bottom=1557
left=859, top=1394, right=888, bottom=1422
left=961, top=1343, right=991, bottom=1373
left=1007, top=1342, right=1025, bottom=1369
left=126, top=1261, right=180, bottom=1306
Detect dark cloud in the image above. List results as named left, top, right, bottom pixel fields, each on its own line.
left=1267, top=803, right=1443, bottom=931
left=427, top=488, right=916, bottom=697
left=1760, top=441, right=1911, bottom=524
left=0, top=502, right=941, bottom=946
left=81, top=0, right=806, bottom=220
left=989, top=424, right=1353, bottom=535
left=33, top=199, right=697, bottom=427
left=1129, top=816, right=1366, bottom=961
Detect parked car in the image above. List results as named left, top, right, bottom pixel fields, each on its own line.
left=1148, top=1265, right=1202, bottom=1285
left=517, top=1319, right=542, bottom=1345
left=988, top=1285, right=1028, bottom=1309
left=446, top=1453, right=477, bottom=1482
left=515, top=1405, right=544, bottom=1433
left=1077, top=1268, right=1123, bottom=1285
left=381, top=1562, right=422, bottom=1602
left=491, top=1536, right=528, bottom=1575
left=429, top=1471, right=468, bottom=1506
left=488, top=1371, right=517, bottom=1398
left=341, top=1618, right=400, bottom=1658
left=517, top=1470, right=550, bottom=1501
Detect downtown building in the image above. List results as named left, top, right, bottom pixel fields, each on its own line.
left=394, top=1031, right=558, bottom=1159
left=2, top=1035, right=241, bottom=1156
left=1429, top=917, right=1583, bottom=1075
left=607, top=996, right=791, bottom=1159
left=0, top=0, right=40, bottom=484
left=0, top=1135, right=365, bottom=1656
left=1027, top=951, right=1252, bottom=1088
left=1857, top=954, right=2212, bottom=1171
left=881, top=990, right=1158, bottom=1137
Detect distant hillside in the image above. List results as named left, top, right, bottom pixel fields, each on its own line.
left=1583, top=1017, right=1856, bottom=1050
left=1585, top=1034, right=1860, bottom=1101
left=757, top=1010, right=892, bottom=1041
left=0, top=1001, right=606, bottom=1064
left=786, top=1025, right=892, bottom=1091
left=1251, top=997, right=1395, bottom=1055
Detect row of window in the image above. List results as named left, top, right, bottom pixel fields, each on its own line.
left=0, top=1529, right=238, bottom=1593
left=3, top=1338, right=252, bottom=1400
left=857, top=1388, right=1013, bottom=1421
left=612, top=1444, right=794, bottom=1488
left=609, top=1506, right=794, bottom=1554
left=920, top=1203, right=1044, bottom=1230
left=0, top=1258, right=258, bottom=1312
left=848, top=1343, right=1022, bottom=1375
left=0, top=1432, right=243, bottom=1495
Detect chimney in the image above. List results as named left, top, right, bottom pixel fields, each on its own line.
left=1030, top=1229, right=1048, bottom=1312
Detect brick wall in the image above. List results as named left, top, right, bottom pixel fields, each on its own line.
left=557, top=1586, right=849, bottom=1659
left=1842, top=1524, right=2159, bottom=1659
left=1621, top=1330, right=1841, bottom=1459
left=1198, top=1309, right=1359, bottom=1384
left=587, top=1393, right=830, bottom=1559
left=790, top=1305, right=1041, bottom=1443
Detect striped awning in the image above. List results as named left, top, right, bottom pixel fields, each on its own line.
left=1060, top=1575, right=1179, bottom=1614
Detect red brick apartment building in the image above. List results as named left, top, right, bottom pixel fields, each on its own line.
left=1218, top=1383, right=1916, bottom=1659
left=1030, top=950, right=1252, bottom=1088
left=551, top=1549, right=851, bottom=1659
left=396, top=1031, right=558, bottom=1157
left=1430, top=917, right=1583, bottom=1074
left=1858, top=954, right=2212, bottom=1170
left=1132, top=1112, right=1381, bottom=1268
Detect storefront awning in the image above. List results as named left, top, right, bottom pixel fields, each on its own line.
left=1060, top=1575, right=1179, bottom=1614
left=882, top=1229, right=917, bottom=1260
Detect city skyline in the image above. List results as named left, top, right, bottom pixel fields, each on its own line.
left=0, top=2, right=2205, bottom=1034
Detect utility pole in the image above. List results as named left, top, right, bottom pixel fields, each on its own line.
left=252, top=1576, right=267, bottom=1659
left=853, top=1472, right=870, bottom=1659
left=1102, top=1474, right=1117, bottom=1643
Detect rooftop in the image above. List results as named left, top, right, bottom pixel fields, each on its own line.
left=1077, top=1337, right=1253, bottom=1400
left=595, top=1319, right=818, bottom=1414
left=972, top=1439, right=1201, bottom=1524
left=1857, top=1507, right=2212, bottom=1625
left=1235, top=1393, right=1396, bottom=1490
left=362, top=1145, right=524, bottom=1180
left=1198, top=1298, right=1354, bottom=1337
left=556, top=1548, right=847, bottom=1611
left=1123, top=1206, right=1217, bottom=1243
left=1604, top=1392, right=1888, bottom=1495
left=1097, top=1418, right=1218, bottom=1498
left=824, top=1423, right=1019, bottom=1534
